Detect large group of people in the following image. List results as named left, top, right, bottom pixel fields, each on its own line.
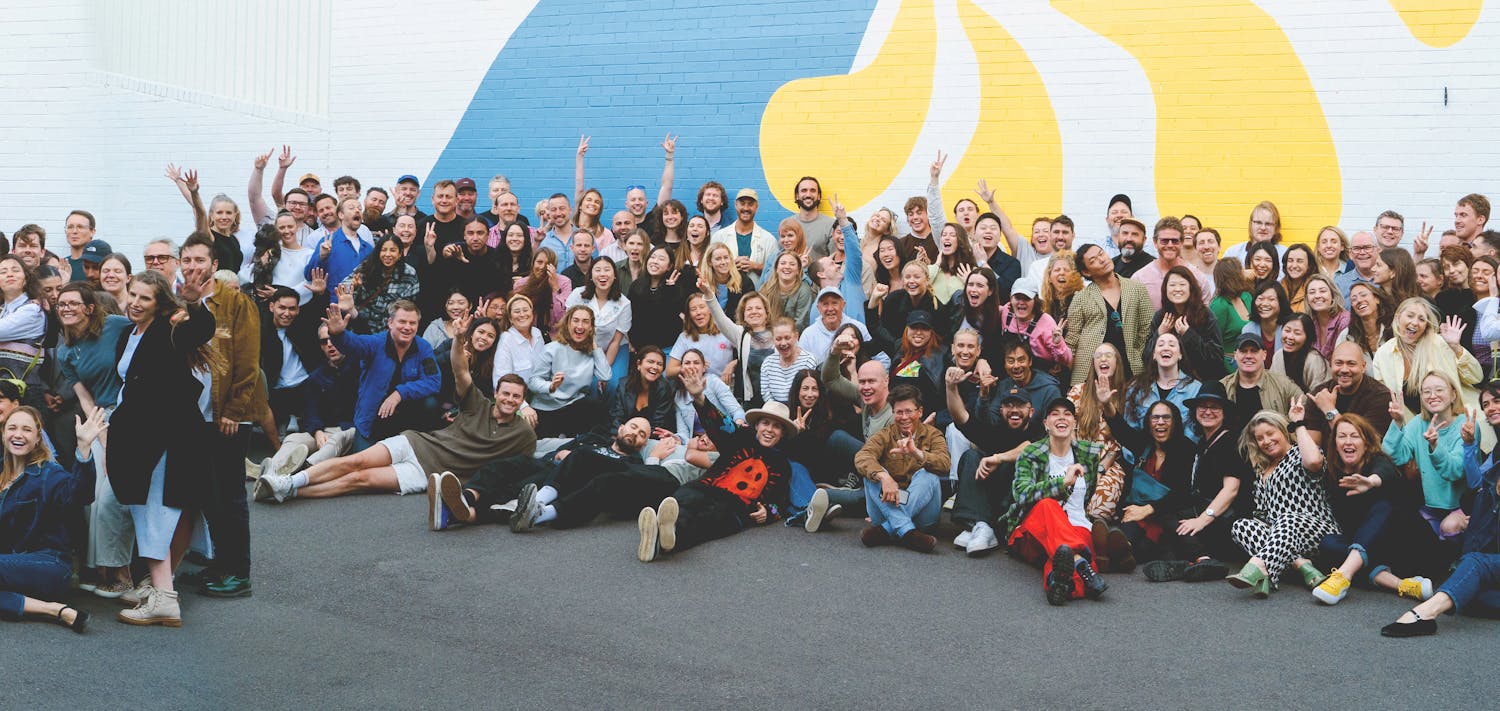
left=1, top=138, right=1497, bottom=639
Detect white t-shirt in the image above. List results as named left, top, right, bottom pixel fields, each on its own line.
left=1047, top=448, right=1090, bottom=528
left=670, top=332, right=735, bottom=377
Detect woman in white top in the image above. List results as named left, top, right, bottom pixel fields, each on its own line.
left=565, top=258, right=632, bottom=390
left=247, top=210, right=314, bottom=303
left=0, top=256, right=48, bottom=396
left=666, top=292, right=736, bottom=385
left=492, top=293, right=545, bottom=390
left=422, top=288, right=471, bottom=349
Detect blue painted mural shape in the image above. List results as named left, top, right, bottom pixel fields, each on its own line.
left=425, top=0, right=880, bottom=221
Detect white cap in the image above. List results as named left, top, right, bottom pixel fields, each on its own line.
left=1010, top=276, right=1040, bottom=299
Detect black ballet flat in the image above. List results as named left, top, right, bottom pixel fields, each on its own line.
left=1380, top=608, right=1436, bottom=638
left=57, top=605, right=91, bottom=634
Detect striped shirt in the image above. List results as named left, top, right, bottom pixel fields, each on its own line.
left=758, top=350, right=820, bottom=404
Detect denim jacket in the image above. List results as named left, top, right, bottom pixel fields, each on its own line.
left=0, top=457, right=96, bottom=556
left=1461, top=441, right=1500, bottom=555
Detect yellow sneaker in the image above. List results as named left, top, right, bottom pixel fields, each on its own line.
left=1312, top=569, right=1350, bottom=605
left=1397, top=576, right=1434, bottom=601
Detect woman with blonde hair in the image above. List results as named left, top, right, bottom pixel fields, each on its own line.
left=859, top=207, right=901, bottom=293
left=1314, top=225, right=1351, bottom=278
left=1371, top=297, right=1483, bottom=434
left=774, top=218, right=809, bottom=270
left=1226, top=406, right=1339, bottom=597
left=1038, top=251, right=1083, bottom=324
left=526, top=304, right=609, bottom=438
left=701, top=242, right=751, bottom=317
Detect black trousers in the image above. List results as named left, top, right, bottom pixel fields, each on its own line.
left=204, top=427, right=252, bottom=577
left=951, top=449, right=1015, bottom=528
left=548, top=450, right=680, bottom=529
left=268, top=383, right=309, bottom=431
left=1121, top=506, right=1241, bottom=564
left=464, top=455, right=556, bottom=524
left=669, top=483, right=748, bottom=554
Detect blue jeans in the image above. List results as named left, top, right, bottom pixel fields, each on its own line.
left=0, top=550, right=72, bottom=621
left=1319, top=497, right=1396, bottom=572
left=786, top=462, right=866, bottom=520
left=863, top=469, right=941, bottom=537
left=827, top=430, right=863, bottom=474
left=1438, top=552, right=1500, bottom=617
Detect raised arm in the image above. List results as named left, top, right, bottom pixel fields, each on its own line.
left=166, top=164, right=210, bottom=234
left=270, top=145, right=295, bottom=208
left=927, top=151, right=948, bottom=234
left=975, top=179, right=1025, bottom=255
left=451, top=313, right=474, bottom=401
left=574, top=135, right=589, bottom=204
left=657, top=134, right=677, bottom=207
left=248, top=149, right=273, bottom=224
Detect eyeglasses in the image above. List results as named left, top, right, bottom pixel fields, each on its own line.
left=1349, top=245, right=1376, bottom=253
left=55, top=301, right=86, bottom=310
left=143, top=254, right=173, bottom=264
left=1157, top=237, right=1182, bottom=244
left=1252, top=220, right=1276, bottom=228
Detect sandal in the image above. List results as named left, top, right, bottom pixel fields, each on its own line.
left=1380, top=608, right=1436, bottom=638
left=56, top=605, right=91, bottom=634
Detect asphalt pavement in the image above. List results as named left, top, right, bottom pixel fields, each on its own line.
left=10, top=489, right=1499, bottom=710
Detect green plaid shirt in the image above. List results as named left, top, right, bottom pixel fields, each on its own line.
left=999, top=438, right=1105, bottom=537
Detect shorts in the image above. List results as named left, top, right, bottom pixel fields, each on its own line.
left=379, top=435, right=428, bottom=495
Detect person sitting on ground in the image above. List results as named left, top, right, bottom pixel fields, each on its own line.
left=501, top=417, right=676, bottom=533
left=254, top=310, right=536, bottom=502
left=854, top=384, right=950, bottom=553
left=1310, top=412, right=1432, bottom=605
left=254, top=323, right=358, bottom=481
left=783, top=369, right=861, bottom=533
left=0, top=406, right=107, bottom=634
left=999, top=398, right=1111, bottom=605
left=1134, top=381, right=1250, bottom=583
left=954, top=389, right=1043, bottom=557
left=1381, top=371, right=1469, bottom=567
left=822, top=341, right=893, bottom=482
left=324, top=298, right=441, bottom=452
left=1225, top=407, right=1340, bottom=598
left=635, top=384, right=796, bottom=562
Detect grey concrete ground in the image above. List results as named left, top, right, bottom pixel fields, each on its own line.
left=9, top=490, right=1499, bottom=710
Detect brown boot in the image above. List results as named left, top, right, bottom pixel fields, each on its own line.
left=900, top=529, right=936, bottom=553
left=117, top=588, right=182, bottom=628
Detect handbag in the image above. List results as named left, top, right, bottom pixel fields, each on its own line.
left=1123, top=466, right=1171, bottom=507
left=0, top=339, right=44, bottom=394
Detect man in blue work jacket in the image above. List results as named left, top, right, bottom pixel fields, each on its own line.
left=323, top=297, right=441, bottom=452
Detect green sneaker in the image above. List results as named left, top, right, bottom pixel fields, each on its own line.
left=200, top=575, right=253, bottom=598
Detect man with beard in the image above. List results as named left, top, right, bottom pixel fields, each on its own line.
left=710, top=188, right=775, bottom=286
left=363, top=187, right=390, bottom=235
left=791, top=176, right=835, bottom=260
left=454, top=178, right=479, bottom=220
left=304, top=197, right=373, bottom=288
left=500, top=418, right=686, bottom=533
left=1112, top=217, right=1152, bottom=278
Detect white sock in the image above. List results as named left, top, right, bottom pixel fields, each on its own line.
left=537, top=485, right=559, bottom=505
left=537, top=505, right=557, bottom=524
left=290, top=472, right=310, bottom=489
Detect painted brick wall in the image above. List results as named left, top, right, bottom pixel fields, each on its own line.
left=1, top=0, right=1497, bottom=262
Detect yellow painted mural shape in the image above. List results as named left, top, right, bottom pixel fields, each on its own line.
left=1389, top=0, right=1484, bottom=47
left=940, top=0, right=1062, bottom=232
left=1053, top=0, right=1342, bottom=245
left=759, top=0, right=937, bottom=211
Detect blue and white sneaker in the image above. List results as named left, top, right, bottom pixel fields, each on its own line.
left=427, top=472, right=452, bottom=531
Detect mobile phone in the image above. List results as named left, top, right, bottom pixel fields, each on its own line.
left=898, top=489, right=909, bottom=505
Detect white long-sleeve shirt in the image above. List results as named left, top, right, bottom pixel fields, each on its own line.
left=0, top=294, right=46, bottom=342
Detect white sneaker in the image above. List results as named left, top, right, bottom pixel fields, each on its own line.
left=804, top=489, right=830, bottom=533
left=637, top=507, right=659, bottom=562
left=260, top=473, right=294, bottom=503
left=966, top=522, right=1000, bottom=556
left=954, top=529, right=973, bottom=549
left=657, top=496, right=679, bottom=552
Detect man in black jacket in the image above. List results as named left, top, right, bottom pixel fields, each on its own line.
left=260, top=286, right=328, bottom=431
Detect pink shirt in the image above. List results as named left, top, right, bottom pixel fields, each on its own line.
left=1133, top=260, right=1213, bottom=310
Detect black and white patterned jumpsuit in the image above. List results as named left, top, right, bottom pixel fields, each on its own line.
left=1230, top=445, right=1341, bottom=587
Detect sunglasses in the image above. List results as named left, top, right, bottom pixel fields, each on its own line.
left=624, top=185, right=646, bottom=193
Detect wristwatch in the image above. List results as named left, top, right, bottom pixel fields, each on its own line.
left=1203, top=507, right=1217, bottom=519
left=1324, top=408, right=1338, bottom=421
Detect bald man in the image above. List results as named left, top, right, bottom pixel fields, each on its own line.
left=1305, top=341, right=1395, bottom=440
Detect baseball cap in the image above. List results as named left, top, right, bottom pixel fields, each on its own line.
left=299, top=173, right=321, bottom=185
left=999, top=391, right=1030, bottom=406
left=1235, top=332, right=1264, bottom=350
left=81, top=239, right=113, bottom=264
left=397, top=174, right=420, bottom=187
left=815, top=286, right=844, bottom=302
left=735, top=188, right=759, bottom=202
left=1010, top=276, right=1039, bottom=299
left=1044, top=397, right=1076, bottom=417
left=455, top=178, right=477, bottom=193
left=905, top=310, right=934, bottom=329
left=1108, top=193, right=1132, bottom=211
